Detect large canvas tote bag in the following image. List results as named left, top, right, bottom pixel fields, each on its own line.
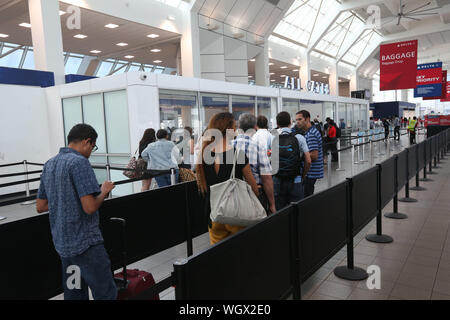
left=209, top=149, right=267, bottom=227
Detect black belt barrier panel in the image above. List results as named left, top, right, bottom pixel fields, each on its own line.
left=333, top=179, right=369, bottom=281
left=421, top=139, right=433, bottom=182
left=173, top=206, right=298, bottom=300
left=297, top=181, right=347, bottom=283
left=384, top=155, right=408, bottom=220
left=411, top=142, right=426, bottom=191
left=0, top=215, right=62, bottom=299
left=351, top=167, right=379, bottom=236
left=429, top=137, right=437, bottom=175
left=365, top=163, right=393, bottom=244
left=399, top=148, right=418, bottom=203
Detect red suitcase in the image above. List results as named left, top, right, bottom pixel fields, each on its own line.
left=110, top=218, right=159, bottom=300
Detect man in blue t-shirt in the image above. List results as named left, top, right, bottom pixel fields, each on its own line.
left=295, top=110, right=324, bottom=197
left=36, top=124, right=117, bottom=300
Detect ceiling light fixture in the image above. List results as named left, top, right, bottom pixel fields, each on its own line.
left=268, top=62, right=274, bottom=66
left=105, top=23, right=119, bottom=29
left=153, top=60, right=162, bottom=64
left=59, top=11, right=66, bottom=16
left=116, top=42, right=128, bottom=46
left=293, top=69, right=299, bottom=72
left=147, top=34, right=160, bottom=39
left=150, top=49, right=161, bottom=53
left=74, top=34, right=88, bottom=39
left=90, top=50, right=102, bottom=54
left=19, top=23, right=31, bottom=28
left=249, top=59, right=256, bottom=62
left=280, top=66, right=288, bottom=69
left=313, top=73, right=319, bottom=77
left=0, top=33, right=9, bottom=38
left=124, top=55, right=134, bottom=59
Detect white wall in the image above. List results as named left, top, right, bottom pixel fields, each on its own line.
left=0, top=84, right=52, bottom=195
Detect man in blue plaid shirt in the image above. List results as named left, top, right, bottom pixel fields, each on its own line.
left=232, top=114, right=276, bottom=214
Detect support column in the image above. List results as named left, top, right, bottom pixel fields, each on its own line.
left=329, top=61, right=339, bottom=96
left=300, top=52, right=311, bottom=90
left=255, top=45, right=269, bottom=87
left=180, top=11, right=201, bottom=78
left=401, top=89, right=408, bottom=102
left=28, top=0, right=65, bottom=85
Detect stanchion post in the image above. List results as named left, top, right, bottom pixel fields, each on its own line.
left=20, top=160, right=36, bottom=206
left=421, top=141, right=432, bottom=182
left=366, top=165, right=393, bottom=244
left=106, top=164, right=113, bottom=199
left=171, top=168, right=176, bottom=185
left=399, top=149, right=418, bottom=203
left=411, top=145, right=426, bottom=191
left=336, top=140, right=345, bottom=172
left=334, top=179, right=369, bottom=281
left=351, top=145, right=355, bottom=177
left=327, top=151, right=332, bottom=188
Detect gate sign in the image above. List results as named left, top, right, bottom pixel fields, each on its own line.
left=423, top=70, right=447, bottom=100
left=441, top=79, right=450, bottom=102
left=380, top=40, right=418, bottom=91
left=414, top=62, right=443, bottom=98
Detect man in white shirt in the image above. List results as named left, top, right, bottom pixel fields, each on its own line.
left=252, top=115, right=273, bottom=153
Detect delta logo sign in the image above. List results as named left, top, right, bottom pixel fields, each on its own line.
left=414, top=62, right=443, bottom=98
left=380, top=40, right=418, bottom=91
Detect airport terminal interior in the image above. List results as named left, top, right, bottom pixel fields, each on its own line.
left=1, top=0, right=450, bottom=301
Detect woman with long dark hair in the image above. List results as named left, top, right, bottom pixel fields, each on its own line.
left=196, top=112, right=259, bottom=244
left=139, top=128, right=156, bottom=191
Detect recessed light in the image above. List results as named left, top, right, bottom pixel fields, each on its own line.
left=90, top=50, right=102, bottom=54
left=105, top=23, right=119, bottom=29
left=124, top=55, right=134, bottom=59
left=19, top=23, right=31, bottom=28
left=147, top=34, right=160, bottom=38
left=248, top=75, right=253, bottom=78
left=280, top=75, right=287, bottom=77
left=313, top=73, right=319, bottom=76
left=322, top=76, right=328, bottom=79
left=74, top=34, right=88, bottom=39
left=249, top=59, right=256, bottom=62
left=293, top=69, right=299, bottom=72
left=59, top=11, right=66, bottom=16
left=269, top=73, right=275, bottom=75
left=153, top=60, right=162, bottom=64
left=271, top=79, right=276, bottom=82
left=150, top=49, right=161, bottom=53
left=116, top=43, right=128, bottom=46
left=268, top=63, right=274, bottom=66
left=280, top=66, right=288, bottom=69
left=0, top=33, right=8, bottom=38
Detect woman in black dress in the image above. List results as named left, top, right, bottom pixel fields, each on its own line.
left=196, top=112, right=259, bottom=244
left=139, top=128, right=156, bottom=191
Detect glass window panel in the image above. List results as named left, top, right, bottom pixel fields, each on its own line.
left=153, top=68, right=165, bottom=74
left=65, top=56, right=83, bottom=74
left=257, top=97, right=272, bottom=128
left=82, top=94, right=107, bottom=153
left=0, top=47, right=23, bottom=68
left=353, top=104, right=360, bottom=130
left=104, top=90, right=130, bottom=154
left=96, top=61, right=114, bottom=77
left=22, top=49, right=35, bottom=70
left=338, top=103, right=347, bottom=129
left=200, top=93, right=229, bottom=130
left=324, top=102, right=335, bottom=121
left=62, top=97, right=82, bottom=145
left=110, top=169, right=132, bottom=197
left=282, top=98, right=299, bottom=122
left=360, top=104, right=368, bottom=130
left=159, top=90, right=200, bottom=138
left=232, top=95, right=255, bottom=121
left=90, top=156, right=108, bottom=164
left=93, top=168, right=107, bottom=185
left=108, top=157, right=130, bottom=165
left=128, top=64, right=141, bottom=72
left=346, top=103, right=353, bottom=131
left=112, top=63, right=127, bottom=74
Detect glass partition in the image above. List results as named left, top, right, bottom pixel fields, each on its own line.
left=346, top=103, right=353, bottom=132
left=282, top=98, right=299, bottom=121
left=159, top=90, right=200, bottom=137
left=104, top=90, right=130, bottom=155
left=257, top=97, right=273, bottom=128
left=360, top=104, right=368, bottom=130
left=82, top=94, right=106, bottom=154
left=324, top=102, right=335, bottom=121
left=200, top=93, right=229, bottom=130
left=232, top=95, right=255, bottom=120
left=62, top=96, right=82, bottom=145
left=338, top=103, right=346, bottom=129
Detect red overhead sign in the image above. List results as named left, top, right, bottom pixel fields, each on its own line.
left=380, top=40, right=418, bottom=91
left=441, top=80, right=450, bottom=102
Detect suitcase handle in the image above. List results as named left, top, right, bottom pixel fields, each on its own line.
left=110, top=217, right=128, bottom=284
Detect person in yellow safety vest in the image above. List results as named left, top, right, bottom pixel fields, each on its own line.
left=408, top=116, right=418, bottom=144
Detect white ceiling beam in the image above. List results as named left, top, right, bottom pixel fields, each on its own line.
left=339, top=0, right=385, bottom=12
left=264, top=0, right=296, bottom=40
left=337, top=27, right=368, bottom=62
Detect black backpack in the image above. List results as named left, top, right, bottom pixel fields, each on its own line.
left=276, top=133, right=302, bottom=179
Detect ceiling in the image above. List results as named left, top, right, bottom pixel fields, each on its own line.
left=0, top=0, right=181, bottom=68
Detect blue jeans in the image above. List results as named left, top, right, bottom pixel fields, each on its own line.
left=155, top=170, right=179, bottom=187
left=60, top=244, right=117, bottom=300
left=304, top=177, right=317, bottom=198
left=273, top=176, right=304, bottom=211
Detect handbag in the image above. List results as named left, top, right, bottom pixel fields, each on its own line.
left=179, top=167, right=196, bottom=182
left=123, top=150, right=147, bottom=179
left=209, top=149, right=267, bottom=227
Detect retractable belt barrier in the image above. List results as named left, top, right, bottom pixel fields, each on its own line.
left=1, top=128, right=449, bottom=300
